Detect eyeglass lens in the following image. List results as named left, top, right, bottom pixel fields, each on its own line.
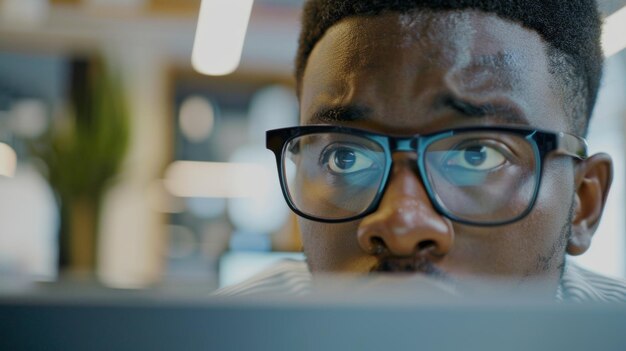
left=423, top=132, right=537, bottom=223
left=282, top=131, right=538, bottom=224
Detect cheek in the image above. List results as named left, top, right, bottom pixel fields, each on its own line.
left=521, top=158, right=574, bottom=254
left=503, top=159, right=573, bottom=272
left=299, top=218, right=373, bottom=272
left=450, top=159, right=573, bottom=276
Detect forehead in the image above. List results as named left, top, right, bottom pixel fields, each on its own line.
left=300, top=10, right=567, bottom=134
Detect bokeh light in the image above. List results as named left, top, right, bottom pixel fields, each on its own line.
left=247, top=85, right=298, bottom=144
left=227, top=145, right=289, bottom=234
left=10, top=99, right=48, bottom=139
left=0, top=143, right=17, bottom=178
left=178, top=95, right=215, bottom=143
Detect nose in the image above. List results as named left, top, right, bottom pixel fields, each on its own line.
left=357, top=154, right=454, bottom=257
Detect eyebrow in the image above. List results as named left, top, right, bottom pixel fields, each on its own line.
left=439, top=94, right=528, bottom=125
left=308, top=97, right=527, bottom=126
left=307, top=105, right=372, bottom=124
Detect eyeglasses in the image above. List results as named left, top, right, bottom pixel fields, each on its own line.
left=266, top=125, right=587, bottom=226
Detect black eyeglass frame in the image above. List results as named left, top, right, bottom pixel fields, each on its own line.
left=266, top=125, right=588, bottom=226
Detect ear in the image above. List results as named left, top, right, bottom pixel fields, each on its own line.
left=567, top=153, right=613, bottom=256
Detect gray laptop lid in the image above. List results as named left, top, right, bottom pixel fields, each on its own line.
left=1, top=288, right=625, bottom=351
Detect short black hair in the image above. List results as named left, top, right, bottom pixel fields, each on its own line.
left=295, top=0, right=603, bottom=135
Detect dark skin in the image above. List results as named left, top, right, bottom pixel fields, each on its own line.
left=297, top=10, right=613, bottom=296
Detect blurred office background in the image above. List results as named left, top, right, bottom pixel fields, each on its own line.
left=0, top=0, right=625, bottom=291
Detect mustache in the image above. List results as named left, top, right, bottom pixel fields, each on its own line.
left=369, top=256, right=451, bottom=281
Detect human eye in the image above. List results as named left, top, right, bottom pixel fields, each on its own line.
left=320, top=143, right=378, bottom=175
left=443, top=141, right=509, bottom=172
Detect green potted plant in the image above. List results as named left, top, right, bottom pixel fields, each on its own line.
left=31, top=56, right=130, bottom=274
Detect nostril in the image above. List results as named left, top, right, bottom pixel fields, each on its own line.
left=370, top=237, right=387, bottom=255
left=417, top=240, right=436, bottom=252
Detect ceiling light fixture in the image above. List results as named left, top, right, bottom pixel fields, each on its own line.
left=191, top=0, right=254, bottom=76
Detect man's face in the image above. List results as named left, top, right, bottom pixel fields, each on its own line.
left=297, top=10, right=583, bottom=294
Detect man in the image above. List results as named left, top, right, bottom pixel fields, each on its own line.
left=219, top=0, right=626, bottom=301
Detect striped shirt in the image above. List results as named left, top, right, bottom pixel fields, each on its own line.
left=559, top=262, right=626, bottom=302
left=215, top=259, right=626, bottom=302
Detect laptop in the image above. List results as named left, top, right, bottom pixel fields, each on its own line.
left=1, top=281, right=625, bottom=351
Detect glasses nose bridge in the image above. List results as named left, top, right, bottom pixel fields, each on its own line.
left=386, top=136, right=423, bottom=177
left=389, top=136, right=419, bottom=153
